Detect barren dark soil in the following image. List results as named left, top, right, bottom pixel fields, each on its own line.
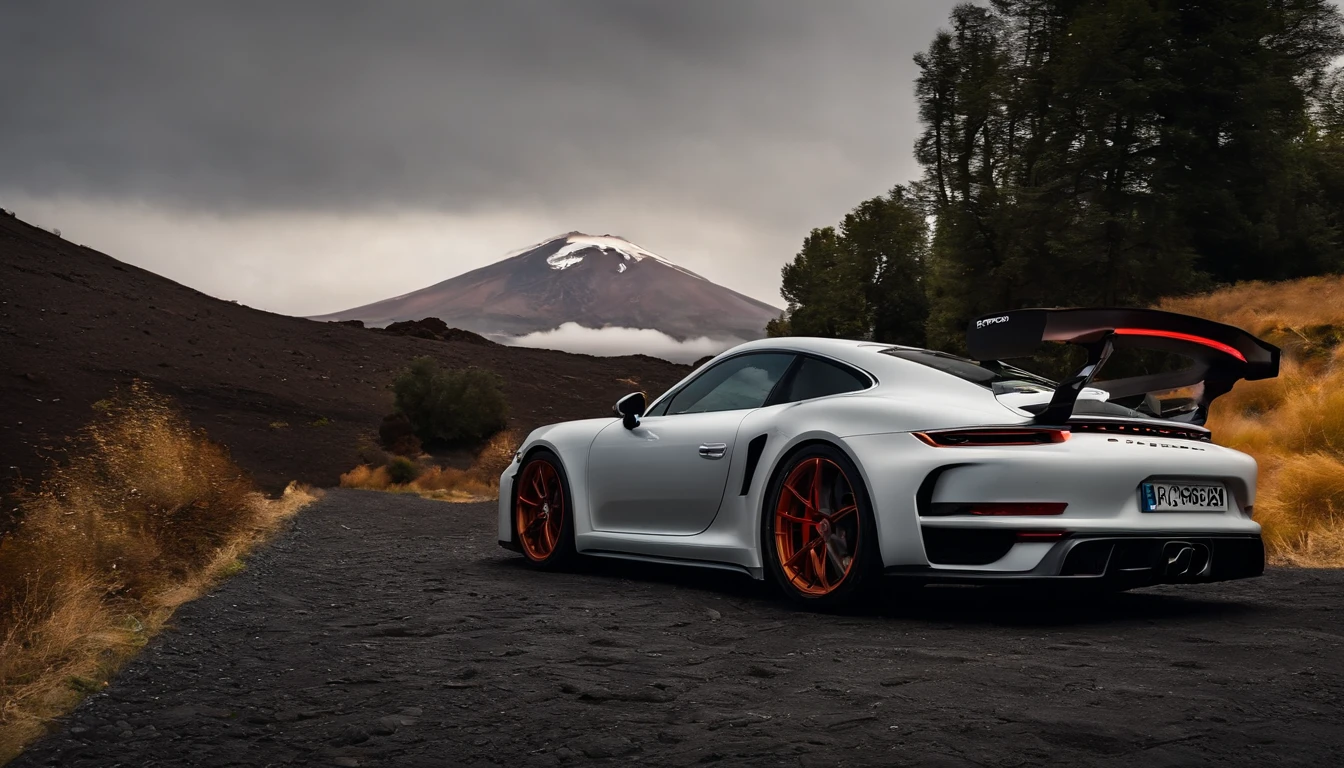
left=0, top=214, right=688, bottom=514
left=14, top=490, right=1344, bottom=767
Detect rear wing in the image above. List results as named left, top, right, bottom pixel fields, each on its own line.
left=966, top=308, right=1280, bottom=426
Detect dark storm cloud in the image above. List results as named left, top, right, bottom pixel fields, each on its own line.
left=0, top=1, right=956, bottom=225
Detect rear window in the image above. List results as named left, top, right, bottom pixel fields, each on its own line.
left=882, top=348, right=1056, bottom=394
left=884, top=347, right=1204, bottom=422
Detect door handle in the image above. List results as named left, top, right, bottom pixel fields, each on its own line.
left=698, top=443, right=727, bottom=459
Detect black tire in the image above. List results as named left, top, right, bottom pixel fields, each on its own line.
left=512, top=449, right=578, bottom=569
left=761, top=443, right=882, bottom=610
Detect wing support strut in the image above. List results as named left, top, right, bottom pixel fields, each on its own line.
left=1034, top=333, right=1114, bottom=426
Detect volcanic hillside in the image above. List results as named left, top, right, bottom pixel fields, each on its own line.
left=310, top=232, right=781, bottom=342
left=0, top=212, right=691, bottom=508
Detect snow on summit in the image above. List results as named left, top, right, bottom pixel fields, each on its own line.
left=544, top=234, right=660, bottom=268
left=311, top=230, right=780, bottom=352
left=540, top=233, right=704, bottom=279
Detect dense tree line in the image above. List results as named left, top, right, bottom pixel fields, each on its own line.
left=769, top=0, right=1344, bottom=352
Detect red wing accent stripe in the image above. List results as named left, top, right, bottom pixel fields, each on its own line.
left=1113, top=328, right=1247, bottom=362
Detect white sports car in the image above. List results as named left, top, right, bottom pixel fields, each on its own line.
left=499, top=308, right=1279, bottom=607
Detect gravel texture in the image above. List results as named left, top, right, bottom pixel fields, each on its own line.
left=14, top=489, right=1344, bottom=767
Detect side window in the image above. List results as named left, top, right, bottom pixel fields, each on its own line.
left=662, top=353, right=795, bottom=415
left=780, top=357, right=870, bottom=403
left=645, top=396, right=672, bottom=417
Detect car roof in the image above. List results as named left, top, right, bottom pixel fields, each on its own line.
left=729, top=336, right=894, bottom=358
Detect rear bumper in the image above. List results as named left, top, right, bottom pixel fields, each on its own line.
left=886, top=532, right=1264, bottom=587
left=845, top=431, right=1262, bottom=572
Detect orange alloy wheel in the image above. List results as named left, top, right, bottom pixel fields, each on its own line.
left=774, top=457, right=861, bottom=596
left=515, top=460, right=564, bottom=561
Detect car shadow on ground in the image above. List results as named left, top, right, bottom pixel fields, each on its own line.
left=487, top=554, right=1265, bottom=628
left=868, top=584, right=1261, bottom=627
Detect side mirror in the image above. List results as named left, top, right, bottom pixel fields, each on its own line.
left=613, top=391, right=647, bottom=429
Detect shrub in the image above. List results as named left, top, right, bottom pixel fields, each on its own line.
left=1254, top=452, right=1344, bottom=565
left=386, top=456, right=421, bottom=485
left=377, top=413, right=421, bottom=456
left=339, top=464, right=391, bottom=490
left=0, top=383, right=257, bottom=591
left=0, top=383, right=312, bottom=760
left=340, top=429, right=517, bottom=502
left=355, top=441, right=392, bottom=468
left=392, top=357, right=508, bottom=446
left=473, top=429, right=519, bottom=481
left=410, top=466, right=495, bottom=499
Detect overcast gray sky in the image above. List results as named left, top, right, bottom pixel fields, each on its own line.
left=0, top=1, right=958, bottom=315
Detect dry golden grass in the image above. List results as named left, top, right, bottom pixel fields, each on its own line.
left=1161, top=276, right=1344, bottom=566
left=340, top=429, right=517, bottom=503
left=1252, top=453, right=1344, bottom=564
left=0, top=384, right=315, bottom=762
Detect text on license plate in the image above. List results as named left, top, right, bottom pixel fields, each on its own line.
left=1141, top=482, right=1227, bottom=512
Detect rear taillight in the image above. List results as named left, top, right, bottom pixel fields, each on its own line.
left=1016, top=530, right=1066, bottom=541
left=1068, top=420, right=1211, bottom=443
left=913, top=428, right=1069, bottom=447
left=925, top=502, right=1068, bottom=517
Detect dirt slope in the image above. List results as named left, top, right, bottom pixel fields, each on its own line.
left=13, top=490, right=1344, bottom=767
left=0, top=213, right=689, bottom=510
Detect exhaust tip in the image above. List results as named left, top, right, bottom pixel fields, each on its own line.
left=1163, top=541, right=1211, bottom=579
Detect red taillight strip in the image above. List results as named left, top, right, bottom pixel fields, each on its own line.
left=1069, top=420, right=1211, bottom=443
left=1113, top=328, right=1247, bottom=362
left=925, top=502, right=1068, bottom=516
left=914, top=429, right=1070, bottom=447
left=1016, top=531, right=1066, bottom=541
left=968, top=503, right=1067, bottom=516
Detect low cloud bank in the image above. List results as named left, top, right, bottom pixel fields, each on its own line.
left=500, top=323, right=742, bottom=363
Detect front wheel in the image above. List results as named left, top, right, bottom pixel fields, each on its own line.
left=762, top=444, right=881, bottom=609
left=513, top=450, right=577, bottom=569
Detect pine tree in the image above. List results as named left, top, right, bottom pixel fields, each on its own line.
left=840, top=187, right=930, bottom=346
left=913, top=0, right=1344, bottom=351
left=777, top=227, right=871, bottom=339
left=769, top=190, right=929, bottom=344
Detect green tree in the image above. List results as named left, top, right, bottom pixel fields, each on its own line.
left=840, top=187, right=930, bottom=345
left=1307, top=67, right=1344, bottom=258
left=771, top=188, right=930, bottom=345
left=777, top=227, right=870, bottom=339
left=913, top=0, right=1344, bottom=351
left=392, top=358, right=507, bottom=446
left=764, top=314, right=791, bottom=338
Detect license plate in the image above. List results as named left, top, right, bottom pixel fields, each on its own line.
left=1140, top=482, right=1228, bottom=512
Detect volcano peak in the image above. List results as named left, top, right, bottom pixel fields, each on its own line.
left=311, top=234, right=780, bottom=343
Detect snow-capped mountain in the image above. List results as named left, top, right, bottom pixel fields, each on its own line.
left=310, top=233, right=781, bottom=344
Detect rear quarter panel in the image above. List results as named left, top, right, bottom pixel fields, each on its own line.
left=711, top=392, right=1027, bottom=572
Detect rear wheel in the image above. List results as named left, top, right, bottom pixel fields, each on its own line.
left=763, top=444, right=880, bottom=609
left=513, top=450, right=577, bottom=568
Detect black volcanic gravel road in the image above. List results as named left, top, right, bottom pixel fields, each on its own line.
left=14, top=490, right=1344, bottom=767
